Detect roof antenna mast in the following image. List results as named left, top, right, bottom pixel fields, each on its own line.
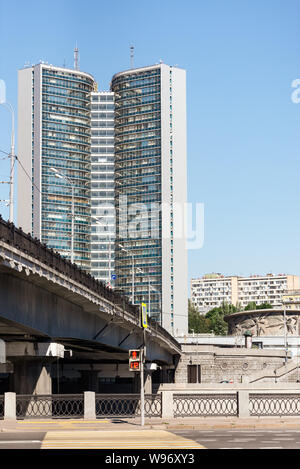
left=130, top=45, right=134, bottom=69
left=74, top=43, right=79, bottom=70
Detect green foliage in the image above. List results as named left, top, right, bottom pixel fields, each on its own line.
left=205, top=301, right=237, bottom=335
left=244, top=301, right=257, bottom=311
left=188, top=300, right=212, bottom=333
left=188, top=298, right=273, bottom=336
left=244, top=301, right=272, bottom=310
left=188, top=300, right=238, bottom=335
left=257, top=302, right=272, bottom=309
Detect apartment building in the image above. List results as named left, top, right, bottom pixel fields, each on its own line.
left=191, top=273, right=300, bottom=314
left=282, top=289, right=300, bottom=310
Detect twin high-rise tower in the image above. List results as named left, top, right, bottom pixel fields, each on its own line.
left=18, top=63, right=94, bottom=270
left=17, top=61, right=188, bottom=335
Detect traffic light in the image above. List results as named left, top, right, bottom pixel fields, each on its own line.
left=129, top=349, right=141, bottom=371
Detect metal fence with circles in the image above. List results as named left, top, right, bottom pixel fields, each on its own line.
left=95, top=394, right=162, bottom=418
left=173, top=393, right=238, bottom=417
left=16, top=394, right=84, bottom=419
left=250, top=393, right=300, bottom=416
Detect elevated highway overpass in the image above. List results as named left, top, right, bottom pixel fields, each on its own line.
left=0, top=217, right=181, bottom=394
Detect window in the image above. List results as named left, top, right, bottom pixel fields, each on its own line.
left=187, top=364, right=201, bottom=383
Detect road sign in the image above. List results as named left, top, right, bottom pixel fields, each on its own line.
left=129, top=349, right=141, bottom=371
left=111, top=274, right=116, bottom=280
left=141, top=303, right=148, bottom=329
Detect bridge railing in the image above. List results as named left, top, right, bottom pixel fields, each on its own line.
left=3, top=391, right=300, bottom=420
left=1, top=393, right=162, bottom=420
left=95, top=393, right=162, bottom=418
left=173, top=393, right=238, bottom=417
left=15, top=394, right=84, bottom=419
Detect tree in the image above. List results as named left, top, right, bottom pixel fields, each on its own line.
left=244, top=301, right=257, bottom=311
left=244, top=301, right=272, bottom=310
left=204, top=302, right=238, bottom=335
left=188, top=300, right=212, bottom=333
left=205, top=307, right=228, bottom=335
left=257, top=302, right=272, bottom=309
left=188, top=301, right=240, bottom=336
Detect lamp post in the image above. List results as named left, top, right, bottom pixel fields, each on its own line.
left=92, top=215, right=114, bottom=286
left=1, top=102, right=15, bottom=222
left=118, top=243, right=135, bottom=304
left=50, top=168, right=75, bottom=264
left=283, top=305, right=288, bottom=365
left=136, top=266, right=160, bottom=320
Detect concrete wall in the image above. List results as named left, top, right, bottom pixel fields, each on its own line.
left=175, top=344, right=289, bottom=384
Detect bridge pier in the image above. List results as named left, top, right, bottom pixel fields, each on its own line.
left=132, top=371, right=153, bottom=394
left=9, top=359, right=52, bottom=395
left=79, top=370, right=99, bottom=392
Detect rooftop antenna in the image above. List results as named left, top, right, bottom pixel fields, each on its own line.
left=130, top=45, right=134, bottom=69
left=74, top=44, right=79, bottom=70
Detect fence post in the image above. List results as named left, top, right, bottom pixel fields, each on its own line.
left=4, top=392, right=16, bottom=420
left=237, top=391, right=250, bottom=418
left=161, top=391, right=174, bottom=419
left=84, top=391, right=96, bottom=419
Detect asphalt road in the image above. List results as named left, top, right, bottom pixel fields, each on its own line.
left=0, top=429, right=203, bottom=450
left=0, top=432, right=46, bottom=449
left=171, top=428, right=300, bottom=449
left=1, top=428, right=300, bottom=449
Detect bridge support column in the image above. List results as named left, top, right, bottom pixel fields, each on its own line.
left=80, top=370, right=99, bottom=392
left=144, top=372, right=152, bottom=394
left=132, top=371, right=152, bottom=394
left=10, top=359, right=52, bottom=395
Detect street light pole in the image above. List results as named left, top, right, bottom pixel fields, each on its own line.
left=119, top=243, right=135, bottom=304
left=108, top=232, right=112, bottom=284
left=50, top=168, right=75, bottom=263
left=70, top=185, right=74, bottom=264
left=92, top=215, right=114, bottom=287
left=1, top=102, right=15, bottom=222
left=148, top=277, right=151, bottom=317
left=284, top=305, right=288, bottom=365
left=132, top=255, right=135, bottom=304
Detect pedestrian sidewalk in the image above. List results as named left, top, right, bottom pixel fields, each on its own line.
left=1, top=416, right=300, bottom=432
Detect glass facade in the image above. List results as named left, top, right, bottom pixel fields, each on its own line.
left=111, top=67, right=162, bottom=322
left=90, top=91, right=115, bottom=283
left=35, top=65, right=95, bottom=270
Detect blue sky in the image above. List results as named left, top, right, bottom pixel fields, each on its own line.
left=0, top=0, right=300, bottom=284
